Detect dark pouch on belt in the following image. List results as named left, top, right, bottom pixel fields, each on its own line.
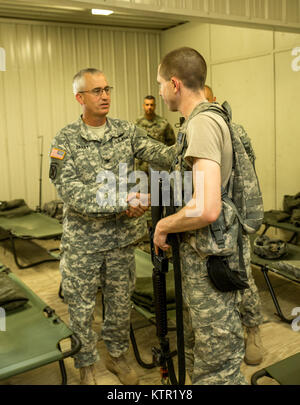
left=207, top=255, right=249, bottom=292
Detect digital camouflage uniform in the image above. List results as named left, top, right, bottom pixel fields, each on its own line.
left=135, top=114, right=175, bottom=174
left=231, top=122, right=264, bottom=329
left=174, top=102, right=248, bottom=385
left=49, top=116, right=175, bottom=368
left=134, top=114, right=176, bottom=231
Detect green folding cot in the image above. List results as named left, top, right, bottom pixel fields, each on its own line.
left=0, top=212, right=62, bottom=269
left=130, top=248, right=176, bottom=369
left=250, top=234, right=300, bottom=323
left=0, top=265, right=81, bottom=384
left=251, top=352, right=300, bottom=385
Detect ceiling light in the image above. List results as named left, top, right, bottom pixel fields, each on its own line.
left=91, top=9, right=114, bottom=16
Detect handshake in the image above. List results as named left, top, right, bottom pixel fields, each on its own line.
left=125, top=192, right=150, bottom=218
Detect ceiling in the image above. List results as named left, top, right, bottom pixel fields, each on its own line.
left=0, top=0, right=188, bottom=31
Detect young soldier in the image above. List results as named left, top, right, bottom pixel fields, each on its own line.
left=154, top=48, right=248, bottom=384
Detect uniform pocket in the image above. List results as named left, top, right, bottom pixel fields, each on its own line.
left=101, top=137, right=132, bottom=169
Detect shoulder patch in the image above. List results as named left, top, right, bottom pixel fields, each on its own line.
left=50, top=147, right=66, bottom=160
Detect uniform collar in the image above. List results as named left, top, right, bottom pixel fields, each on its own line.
left=78, top=116, right=124, bottom=143
left=143, top=113, right=157, bottom=122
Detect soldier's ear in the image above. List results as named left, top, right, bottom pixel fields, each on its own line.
left=75, top=93, right=84, bottom=105
left=171, top=77, right=180, bottom=93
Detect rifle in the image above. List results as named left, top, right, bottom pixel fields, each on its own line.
left=150, top=178, right=186, bottom=385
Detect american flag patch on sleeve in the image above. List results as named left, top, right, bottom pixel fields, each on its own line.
left=50, top=148, right=66, bottom=160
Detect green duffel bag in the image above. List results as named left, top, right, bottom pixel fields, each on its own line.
left=0, top=271, right=28, bottom=311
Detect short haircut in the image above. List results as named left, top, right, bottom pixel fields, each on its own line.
left=144, top=95, right=155, bottom=102
left=72, top=68, right=103, bottom=95
left=159, top=47, right=207, bottom=91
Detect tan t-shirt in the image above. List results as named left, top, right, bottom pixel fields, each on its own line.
left=184, top=110, right=232, bottom=188
left=86, top=122, right=106, bottom=141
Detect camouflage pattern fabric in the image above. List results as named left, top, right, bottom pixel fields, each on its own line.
left=227, top=122, right=263, bottom=328
left=272, top=260, right=300, bottom=281
left=172, top=104, right=248, bottom=384
left=239, top=236, right=264, bottom=328
left=49, top=115, right=176, bottom=369
left=180, top=242, right=248, bottom=385
left=43, top=199, right=63, bottom=222
left=135, top=114, right=175, bottom=174
left=290, top=208, right=300, bottom=227
left=173, top=103, right=263, bottom=330
left=231, top=122, right=256, bottom=166
left=253, top=235, right=287, bottom=259
left=60, top=245, right=136, bottom=368
left=283, top=192, right=300, bottom=214
left=49, top=115, right=175, bottom=254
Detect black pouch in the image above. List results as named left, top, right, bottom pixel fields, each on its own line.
left=207, top=255, right=249, bottom=292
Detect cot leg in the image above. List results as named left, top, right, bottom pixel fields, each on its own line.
left=261, top=224, right=270, bottom=236
left=251, top=369, right=269, bottom=385
left=58, top=359, right=68, bottom=385
left=58, top=281, right=64, bottom=300
left=130, top=324, right=156, bottom=369
left=261, top=267, right=293, bottom=324
left=287, top=232, right=297, bottom=243
left=9, top=234, right=59, bottom=269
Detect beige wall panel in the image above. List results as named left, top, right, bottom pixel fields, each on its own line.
left=17, top=23, right=41, bottom=208
left=0, top=68, right=11, bottom=199
left=210, top=24, right=273, bottom=62
left=275, top=31, right=300, bottom=50
left=161, top=22, right=210, bottom=61
left=1, top=23, right=29, bottom=204
left=212, top=55, right=275, bottom=211
left=159, top=20, right=300, bottom=215
left=275, top=51, right=300, bottom=208
left=0, top=20, right=161, bottom=208
left=147, top=34, right=162, bottom=116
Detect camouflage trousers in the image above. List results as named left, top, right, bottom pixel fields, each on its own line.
left=60, top=245, right=136, bottom=369
left=180, top=242, right=248, bottom=385
left=239, top=236, right=264, bottom=328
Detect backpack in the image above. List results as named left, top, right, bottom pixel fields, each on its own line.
left=201, top=102, right=264, bottom=236
left=201, top=102, right=264, bottom=291
left=173, top=101, right=264, bottom=291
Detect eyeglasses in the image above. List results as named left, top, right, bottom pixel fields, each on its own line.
left=78, top=86, right=113, bottom=97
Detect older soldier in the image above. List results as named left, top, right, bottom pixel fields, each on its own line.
left=154, top=48, right=248, bottom=385
left=135, top=95, right=175, bottom=174
left=204, top=84, right=264, bottom=365
left=49, top=68, right=175, bottom=385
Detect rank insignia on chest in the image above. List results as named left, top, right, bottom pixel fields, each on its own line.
left=50, top=147, right=66, bottom=160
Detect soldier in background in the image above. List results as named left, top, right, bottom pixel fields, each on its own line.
left=204, top=84, right=264, bottom=366
left=49, top=68, right=175, bottom=385
left=135, top=95, right=176, bottom=174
